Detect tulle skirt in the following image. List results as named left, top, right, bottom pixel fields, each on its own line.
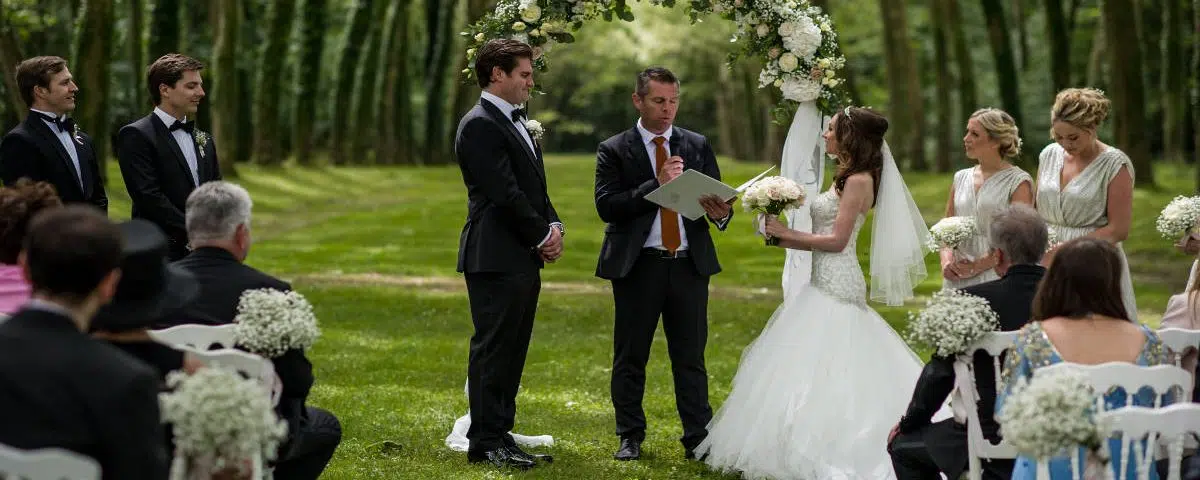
left=696, top=284, right=938, bottom=480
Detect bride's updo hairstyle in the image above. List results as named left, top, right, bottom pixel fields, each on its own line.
left=1051, top=88, right=1110, bottom=131
left=832, top=106, right=887, bottom=202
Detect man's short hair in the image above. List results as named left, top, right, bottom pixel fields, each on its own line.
left=15, top=56, right=68, bottom=107
left=146, top=54, right=204, bottom=105
left=635, top=67, right=679, bottom=98
left=185, top=181, right=252, bottom=242
left=989, top=204, right=1048, bottom=266
left=473, top=39, right=532, bottom=89
left=23, top=206, right=122, bottom=300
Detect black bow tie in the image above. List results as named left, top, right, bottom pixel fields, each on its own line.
left=511, top=109, right=526, bottom=123
left=33, top=112, right=74, bottom=133
left=169, top=119, right=195, bottom=134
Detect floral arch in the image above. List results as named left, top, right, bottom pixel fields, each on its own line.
left=462, top=0, right=851, bottom=119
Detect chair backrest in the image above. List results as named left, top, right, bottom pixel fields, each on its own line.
left=1156, top=328, right=1200, bottom=397
left=0, top=443, right=100, bottom=480
left=148, top=324, right=237, bottom=351
left=953, top=330, right=1022, bottom=480
left=1097, top=404, right=1200, bottom=480
left=187, top=348, right=280, bottom=406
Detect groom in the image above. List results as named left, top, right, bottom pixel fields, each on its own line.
left=454, top=39, right=562, bottom=470
left=595, top=67, right=732, bottom=461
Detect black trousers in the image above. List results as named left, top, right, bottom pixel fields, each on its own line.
left=464, top=271, right=540, bottom=452
left=273, top=407, right=342, bottom=480
left=888, top=420, right=1013, bottom=480
left=610, top=254, right=711, bottom=449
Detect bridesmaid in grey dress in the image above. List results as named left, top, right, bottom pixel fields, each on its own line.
left=940, top=108, right=1033, bottom=290
left=1036, top=88, right=1138, bottom=321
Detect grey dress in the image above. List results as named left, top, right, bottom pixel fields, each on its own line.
left=942, top=165, right=1033, bottom=290
left=1036, top=143, right=1138, bottom=322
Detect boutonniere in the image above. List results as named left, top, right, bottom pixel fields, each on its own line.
left=194, top=130, right=209, bottom=158
left=524, top=119, right=544, bottom=142
left=71, top=123, right=84, bottom=145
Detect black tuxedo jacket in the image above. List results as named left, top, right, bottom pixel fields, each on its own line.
left=898, top=264, right=1045, bottom=476
left=0, top=308, right=167, bottom=479
left=115, top=114, right=221, bottom=252
left=594, top=126, right=730, bottom=280
left=0, top=113, right=107, bottom=211
left=168, top=247, right=313, bottom=454
left=454, top=98, right=560, bottom=274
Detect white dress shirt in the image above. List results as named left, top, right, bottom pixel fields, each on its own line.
left=637, top=119, right=690, bottom=251
left=29, top=109, right=82, bottom=187
left=153, top=107, right=200, bottom=186
left=478, top=92, right=561, bottom=248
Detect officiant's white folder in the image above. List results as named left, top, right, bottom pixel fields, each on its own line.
left=645, top=166, right=776, bottom=220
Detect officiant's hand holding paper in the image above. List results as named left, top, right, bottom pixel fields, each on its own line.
left=699, top=194, right=732, bottom=219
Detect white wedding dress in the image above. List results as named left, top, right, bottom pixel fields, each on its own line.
left=696, top=189, right=941, bottom=480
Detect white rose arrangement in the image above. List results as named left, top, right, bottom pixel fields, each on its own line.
left=1157, top=195, right=1200, bottom=240
left=742, top=175, right=806, bottom=246
left=524, top=119, right=545, bottom=141
left=233, top=289, right=321, bottom=358
left=161, top=368, right=289, bottom=480
left=906, top=289, right=1000, bottom=357
left=997, top=367, right=1106, bottom=462
left=928, top=216, right=978, bottom=252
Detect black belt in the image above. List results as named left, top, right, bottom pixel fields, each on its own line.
left=641, top=248, right=689, bottom=259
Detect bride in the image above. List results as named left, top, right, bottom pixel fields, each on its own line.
left=696, top=107, right=939, bottom=479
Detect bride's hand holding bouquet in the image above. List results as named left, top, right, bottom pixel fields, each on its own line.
left=742, top=176, right=806, bottom=246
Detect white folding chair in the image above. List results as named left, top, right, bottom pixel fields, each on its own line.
left=149, top=324, right=237, bottom=351
left=1098, top=403, right=1200, bottom=480
left=953, top=331, right=1021, bottom=480
left=1032, top=363, right=1194, bottom=480
left=1157, top=328, right=1200, bottom=399
left=0, top=443, right=100, bottom=480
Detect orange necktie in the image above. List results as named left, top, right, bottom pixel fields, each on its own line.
left=653, top=136, right=681, bottom=253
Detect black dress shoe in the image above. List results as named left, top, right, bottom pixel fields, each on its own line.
left=506, top=443, right=554, bottom=464
left=614, top=438, right=641, bottom=461
left=467, top=447, right=536, bottom=469
left=685, top=448, right=708, bottom=461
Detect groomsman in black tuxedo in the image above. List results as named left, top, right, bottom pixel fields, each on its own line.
left=454, top=39, right=562, bottom=470
left=0, top=56, right=107, bottom=212
left=116, top=54, right=221, bottom=260
left=595, top=67, right=732, bottom=461
left=0, top=206, right=167, bottom=480
left=888, top=205, right=1048, bottom=480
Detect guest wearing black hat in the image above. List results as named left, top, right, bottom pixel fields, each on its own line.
left=90, top=218, right=202, bottom=381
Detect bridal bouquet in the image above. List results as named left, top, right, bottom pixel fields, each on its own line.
left=161, top=368, right=288, bottom=480
left=742, top=176, right=806, bottom=246
left=997, top=367, right=1105, bottom=462
left=927, top=216, right=978, bottom=253
left=906, top=289, right=999, bottom=357
left=1047, top=226, right=1060, bottom=251
left=1156, top=195, right=1200, bottom=240
left=234, top=289, right=321, bottom=358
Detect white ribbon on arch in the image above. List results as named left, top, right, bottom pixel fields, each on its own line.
left=778, top=101, right=829, bottom=297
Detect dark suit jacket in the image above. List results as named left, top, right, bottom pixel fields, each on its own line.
left=0, top=113, right=107, bottom=211
left=115, top=114, right=221, bottom=255
left=454, top=99, right=560, bottom=274
left=897, top=264, right=1045, bottom=477
left=0, top=308, right=168, bottom=480
left=594, top=126, right=730, bottom=280
left=168, top=247, right=313, bottom=454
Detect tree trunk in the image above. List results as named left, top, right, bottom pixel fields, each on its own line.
left=1103, top=0, right=1154, bottom=186
left=1043, top=0, right=1071, bottom=92
left=809, top=0, right=862, bottom=105
left=381, top=0, right=413, bottom=165
left=423, top=0, right=459, bottom=164
left=329, top=0, right=374, bottom=165
left=294, top=0, right=327, bottom=166
left=450, top=0, right=496, bottom=128
left=127, top=0, right=146, bottom=110
left=1136, top=0, right=1162, bottom=155
left=946, top=0, right=976, bottom=134
left=252, top=0, right=297, bottom=165
left=1014, top=0, right=1030, bottom=70
left=879, top=0, right=925, bottom=169
left=349, top=0, right=390, bottom=164
left=714, top=63, right=738, bottom=160
left=1086, top=21, right=1106, bottom=88
left=232, top=0, right=260, bottom=164
left=1163, top=0, right=1188, bottom=163
left=75, top=0, right=114, bottom=180
left=933, top=0, right=953, bottom=173
left=1193, top=0, right=1200, bottom=191
left=149, top=0, right=180, bottom=60
left=979, top=0, right=1023, bottom=162
left=212, top=0, right=240, bottom=177
left=0, top=9, right=26, bottom=119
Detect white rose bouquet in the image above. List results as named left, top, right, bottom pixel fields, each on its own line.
left=928, top=216, right=978, bottom=253
left=233, top=289, right=321, bottom=358
left=161, top=368, right=289, bottom=480
left=1156, top=195, right=1200, bottom=240
left=906, top=289, right=1000, bottom=357
left=997, top=367, right=1106, bottom=465
left=741, top=175, right=806, bottom=245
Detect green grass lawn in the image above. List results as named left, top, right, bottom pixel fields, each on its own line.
left=102, top=155, right=1197, bottom=479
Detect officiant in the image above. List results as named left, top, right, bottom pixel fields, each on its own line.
left=593, top=67, right=732, bottom=462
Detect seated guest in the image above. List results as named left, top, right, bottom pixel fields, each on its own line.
left=172, top=181, right=340, bottom=480
left=1161, top=257, right=1200, bottom=376
left=91, top=219, right=202, bottom=381
left=0, top=206, right=168, bottom=479
left=0, top=179, right=62, bottom=314
left=889, top=205, right=1048, bottom=480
